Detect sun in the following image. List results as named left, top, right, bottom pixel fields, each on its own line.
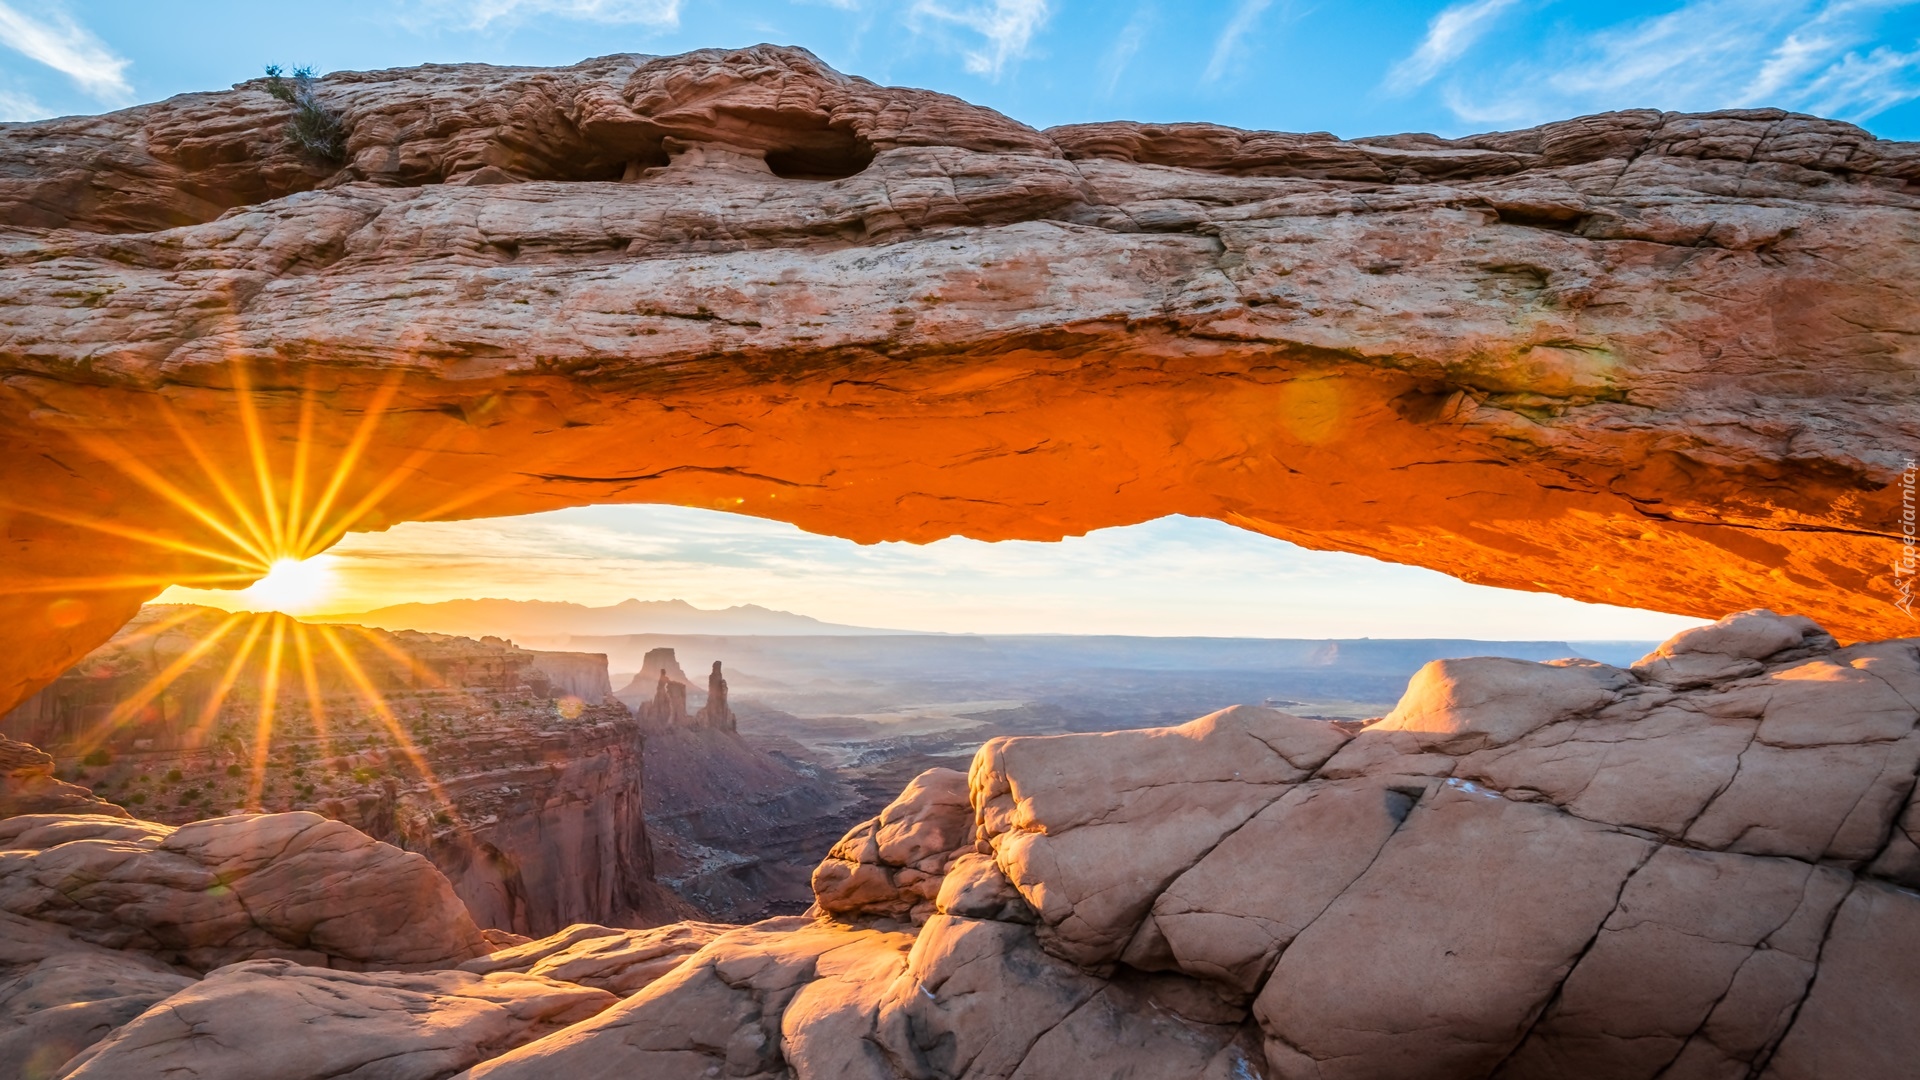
left=238, top=557, right=335, bottom=614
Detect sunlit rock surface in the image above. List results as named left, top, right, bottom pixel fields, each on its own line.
left=0, top=810, right=488, bottom=973
left=464, top=611, right=1920, bottom=1080
left=2, top=46, right=1917, bottom=714
left=56, top=960, right=615, bottom=1080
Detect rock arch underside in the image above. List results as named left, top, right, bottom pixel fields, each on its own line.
left=3, top=45, right=1920, bottom=1080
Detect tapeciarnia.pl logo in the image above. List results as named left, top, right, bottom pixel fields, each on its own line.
left=1899, top=458, right=1917, bottom=618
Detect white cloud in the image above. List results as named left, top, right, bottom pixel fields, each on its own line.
left=0, top=88, right=48, bottom=121
left=457, top=0, right=681, bottom=28
left=1403, top=0, right=1920, bottom=131
left=1384, top=0, right=1521, bottom=92
left=1101, top=4, right=1154, bottom=96
left=0, top=2, right=130, bottom=103
left=1204, top=0, right=1273, bottom=83
left=911, top=0, right=1051, bottom=78
left=1799, top=40, right=1920, bottom=117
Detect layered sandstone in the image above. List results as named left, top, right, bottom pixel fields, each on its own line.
left=468, top=610, right=1920, bottom=1080
left=2, top=47, right=1917, bottom=716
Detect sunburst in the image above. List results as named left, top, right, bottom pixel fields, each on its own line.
left=10, top=362, right=486, bottom=831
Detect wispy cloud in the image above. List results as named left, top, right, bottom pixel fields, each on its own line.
left=1101, top=4, right=1155, bottom=96
left=1384, top=0, right=1520, bottom=92
left=455, top=0, right=682, bottom=28
left=0, top=88, right=47, bottom=121
left=1204, top=0, right=1274, bottom=82
left=0, top=2, right=131, bottom=103
left=911, top=0, right=1051, bottom=78
left=1398, top=0, right=1920, bottom=130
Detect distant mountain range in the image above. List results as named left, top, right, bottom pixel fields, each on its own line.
left=315, top=598, right=916, bottom=641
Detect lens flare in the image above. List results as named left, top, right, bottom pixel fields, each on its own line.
left=7, top=362, right=473, bottom=829
left=238, top=557, right=335, bottom=614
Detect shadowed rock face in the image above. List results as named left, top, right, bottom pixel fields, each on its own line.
left=2, top=45, right=1917, bottom=714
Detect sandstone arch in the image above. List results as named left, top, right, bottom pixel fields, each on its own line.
left=2, top=45, right=1917, bottom=714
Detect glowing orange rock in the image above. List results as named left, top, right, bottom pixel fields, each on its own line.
left=0, top=45, right=1916, bottom=714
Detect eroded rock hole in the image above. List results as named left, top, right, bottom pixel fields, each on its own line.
left=764, top=129, right=875, bottom=181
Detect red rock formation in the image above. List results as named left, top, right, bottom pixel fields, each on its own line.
left=525, top=651, right=613, bottom=702
left=0, top=606, right=674, bottom=938
left=692, top=661, right=734, bottom=733
left=0, top=811, right=488, bottom=973
left=1, top=46, right=1915, bottom=717
left=466, top=611, right=1920, bottom=1080
left=0, top=736, right=127, bottom=820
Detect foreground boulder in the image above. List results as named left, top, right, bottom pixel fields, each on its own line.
left=465, top=611, right=1920, bottom=1080
left=0, top=739, right=126, bottom=822
left=459, top=920, right=732, bottom=995
left=0, top=910, right=194, bottom=1080
left=0, top=811, right=490, bottom=972
left=55, top=960, right=615, bottom=1080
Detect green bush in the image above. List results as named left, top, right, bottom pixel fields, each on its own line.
left=127, top=792, right=147, bottom=805
left=82, top=748, right=111, bottom=767
left=164, top=769, right=183, bottom=783
left=263, top=64, right=346, bottom=163
left=226, top=763, right=242, bottom=777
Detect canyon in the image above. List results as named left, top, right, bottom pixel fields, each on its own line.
left=0, top=607, right=688, bottom=934
left=2, top=609, right=1918, bottom=1078
left=2, top=45, right=1917, bottom=720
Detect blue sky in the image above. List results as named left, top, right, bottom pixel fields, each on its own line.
left=3, top=1, right=1919, bottom=138
left=14, top=1, right=1842, bottom=638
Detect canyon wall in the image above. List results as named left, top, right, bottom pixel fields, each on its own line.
left=1, top=606, right=676, bottom=936
left=526, top=650, right=614, bottom=701
left=0, top=46, right=1915, bottom=716
left=335, top=715, right=686, bottom=935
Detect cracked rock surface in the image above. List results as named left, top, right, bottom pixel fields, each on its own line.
left=461, top=610, right=1920, bottom=1080
left=3, top=46, right=1918, bottom=716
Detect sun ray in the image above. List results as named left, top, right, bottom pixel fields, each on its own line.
left=245, top=614, right=288, bottom=808
left=314, top=624, right=463, bottom=827
left=343, top=623, right=453, bottom=692
left=2, top=500, right=267, bottom=574
left=155, top=399, right=278, bottom=562
left=8, top=572, right=260, bottom=595
left=297, top=425, right=466, bottom=559
left=284, top=380, right=321, bottom=562
left=294, top=373, right=406, bottom=556
left=98, top=604, right=212, bottom=653
left=182, top=614, right=271, bottom=750
left=290, top=620, right=337, bottom=763
left=231, top=362, right=288, bottom=554
left=66, top=434, right=272, bottom=568
left=65, top=611, right=249, bottom=764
